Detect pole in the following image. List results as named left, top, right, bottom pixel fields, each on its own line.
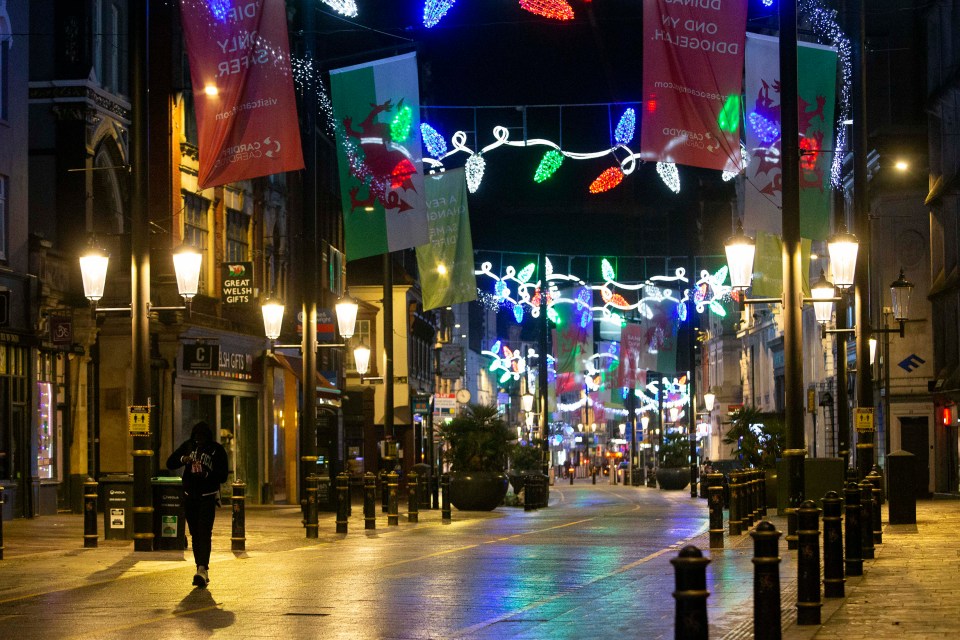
left=130, top=0, right=154, bottom=552
left=537, top=252, right=550, bottom=477
left=852, top=0, right=874, bottom=480
left=779, top=0, right=807, bottom=527
left=384, top=254, right=395, bottom=453
left=836, top=295, right=851, bottom=468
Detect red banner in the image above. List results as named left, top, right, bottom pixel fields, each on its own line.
left=180, top=0, right=304, bottom=188
left=640, top=0, right=748, bottom=172
left=618, top=323, right=647, bottom=390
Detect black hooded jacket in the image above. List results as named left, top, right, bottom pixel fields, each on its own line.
left=166, top=435, right=229, bottom=497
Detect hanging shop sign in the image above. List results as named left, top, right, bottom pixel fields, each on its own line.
left=221, top=262, right=254, bottom=305
left=183, top=344, right=221, bottom=372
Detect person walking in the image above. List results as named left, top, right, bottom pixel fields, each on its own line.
left=166, top=421, right=228, bottom=588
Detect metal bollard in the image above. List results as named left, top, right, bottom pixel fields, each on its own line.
left=441, top=473, right=451, bottom=521
left=0, top=485, right=4, bottom=560
left=380, top=470, right=389, bottom=513
left=407, top=471, right=419, bottom=523
left=822, top=490, right=845, bottom=598
left=742, top=470, right=755, bottom=530
left=758, top=469, right=768, bottom=518
left=859, top=479, right=875, bottom=560
left=753, top=470, right=762, bottom=522
left=751, top=520, right=782, bottom=640
left=336, top=472, right=350, bottom=534
left=866, top=468, right=883, bottom=545
left=728, top=472, right=742, bottom=536
left=592, top=467, right=597, bottom=485
left=570, top=468, right=574, bottom=485
left=707, top=473, right=724, bottom=549
left=83, top=478, right=98, bottom=549
left=364, top=473, right=377, bottom=530
left=231, top=480, right=246, bottom=551
left=844, top=482, right=863, bottom=577
left=671, top=545, right=710, bottom=640
left=796, top=500, right=822, bottom=625
left=305, top=473, right=319, bottom=539
left=387, top=471, right=399, bottom=526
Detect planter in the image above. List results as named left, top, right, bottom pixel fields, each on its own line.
left=657, top=467, right=690, bottom=491
left=450, top=471, right=509, bottom=511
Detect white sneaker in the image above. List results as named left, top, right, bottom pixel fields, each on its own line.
left=193, top=566, right=209, bottom=588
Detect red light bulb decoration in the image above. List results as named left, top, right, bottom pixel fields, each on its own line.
left=588, top=167, right=624, bottom=194
left=519, top=0, right=575, bottom=21
left=799, top=136, right=820, bottom=171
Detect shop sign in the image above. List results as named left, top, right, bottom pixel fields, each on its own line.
left=296, top=309, right=336, bottom=342
left=221, top=262, right=254, bottom=305
left=183, top=344, right=220, bottom=372
left=50, top=316, right=72, bottom=346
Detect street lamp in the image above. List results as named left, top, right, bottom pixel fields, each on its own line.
left=261, top=299, right=285, bottom=342
left=353, top=341, right=372, bottom=378
left=811, top=270, right=836, bottom=327
left=827, top=227, right=859, bottom=290
left=79, top=243, right=203, bottom=310
left=889, top=269, right=915, bottom=326
left=335, top=296, right=359, bottom=339
left=703, top=390, right=716, bottom=413
left=724, top=221, right=756, bottom=291
left=522, top=392, right=535, bottom=414
left=79, top=244, right=109, bottom=303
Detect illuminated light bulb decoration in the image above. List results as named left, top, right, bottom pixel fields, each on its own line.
left=390, top=105, right=413, bottom=142
left=717, top=95, right=741, bottom=133
left=614, top=108, right=636, bottom=145
left=722, top=143, right=749, bottom=182
left=534, top=150, right=565, bottom=183
left=656, top=162, right=681, bottom=194
left=465, top=154, right=486, bottom=193
left=516, top=263, right=536, bottom=284
left=422, top=0, right=457, bottom=27
left=420, top=123, right=448, bottom=159
left=519, top=0, right=575, bottom=21
left=589, top=167, right=624, bottom=194
left=513, top=303, right=524, bottom=323
left=748, top=111, right=781, bottom=145
left=799, top=136, right=820, bottom=171
left=321, top=0, right=359, bottom=17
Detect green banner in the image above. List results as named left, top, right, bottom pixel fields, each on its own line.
left=416, top=169, right=477, bottom=311
left=798, top=42, right=837, bottom=241
left=751, top=232, right=813, bottom=298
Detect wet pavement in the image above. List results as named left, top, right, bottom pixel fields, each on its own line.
left=0, top=482, right=954, bottom=639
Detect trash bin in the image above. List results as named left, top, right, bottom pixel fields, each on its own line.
left=316, top=475, right=335, bottom=512
left=101, top=473, right=134, bottom=540
left=887, top=450, right=917, bottom=525
left=152, top=476, right=186, bottom=550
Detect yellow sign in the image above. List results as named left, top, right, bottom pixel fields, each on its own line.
left=807, top=388, right=816, bottom=414
left=129, top=405, right=151, bottom=436
left=854, top=407, right=875, bottom=433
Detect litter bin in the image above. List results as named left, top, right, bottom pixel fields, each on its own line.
left=887, top=450, right=917, bottom=525
left=152, top=476, right=186, bottom=550
left=101, top=473, right=134, bottom=540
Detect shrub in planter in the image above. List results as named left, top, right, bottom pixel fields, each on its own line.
left=657, top=430, right=691, bottom=491
left=438, top=404, right=511, bottom=511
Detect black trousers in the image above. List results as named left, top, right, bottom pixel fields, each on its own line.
left=184, top=493, right=218, bottom=568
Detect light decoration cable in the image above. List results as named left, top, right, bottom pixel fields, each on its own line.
left=614, top=108, right=636, bottom=145
left=589, top=167, right=624, bottom=194
left=519, top=0, right=575, bottom=21
left=423, top=0, right=457, bottom=27
left=321, top=0, right=359, bottom=17
left=656, top=162, right=680, bottom=194
left=534, top=150, right=565, bottom=183
left=420, top=123, right=448, bottom=159
left=465, top=154, right=486, bottom=193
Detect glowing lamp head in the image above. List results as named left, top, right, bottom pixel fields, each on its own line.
left=522, top=393, right=535, bottom=413
left=703, top=390, right=716, bottom=412
left=889, top=268, right=914, bottom=322
left=79, top=245, right=110, bottom=302
left=810, top=270, right=836, bottom=326
left=204, top=84, right=219, bottom=97
left=353, top=342, right=371, bottom=376
left=437, top=263, right=448, bottom=276
left=334, top=296, right=359, bottom=339
left=172, top=245, right=203, bottom=301
left=724, top=221, right=756, bottom=290
left=894, top=159, right=909, bottom=172
left=640, top=414, right=650, bottom=430
left=827, top=228, right=859, bottom=289
left=869, top=336, right=877, bottom=366
left=261, top=299, right=285, bottom=341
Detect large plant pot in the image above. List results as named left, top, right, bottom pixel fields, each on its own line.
left=450, top=471, right=509, bottom=511
left=657, top=467, right=690, bottom=491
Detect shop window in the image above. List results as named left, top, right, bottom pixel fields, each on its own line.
left=183, top=192, right=210, bottom=294
left=226, top=208, right=250, bottom=262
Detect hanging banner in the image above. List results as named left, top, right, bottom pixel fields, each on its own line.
left=330, top=53, right=429, bottom=260
left=750, top=232, right=813, bottom=298
left=618, top=324, right=646, bottom=389
left=179, top=0, right=304, bottom=189
left=640, top=0, right=748, bottom=172
left=743, top=33, right=838, bottom=242
left=416, top=169, right=477, bottom=311
left=552, top=287, right=593, bottom=374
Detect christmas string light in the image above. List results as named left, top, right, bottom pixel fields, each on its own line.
left=589, top=167, right=624, bottom=194
left=534, top=150, right=565, bottom=183
left=748, top=111, right=780, bottom=145
left=465, top=153, right=486, bottom=193
left=420, top=123, right=448, bottom=158
left=321, top=0, right=359, bottom=17
left=519, top=0, right=575, bottom=21
left=656, top=162, right=680, bottom=194
left=614, top=108, right=636, bottom=145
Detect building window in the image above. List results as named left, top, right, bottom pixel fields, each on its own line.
left=226, top=208, right=249, bottom=262
left=0, top=175, right=7, bottom=262
left=0, top=37, right=8, bottom=121
left=92, top=1, right=121, bottom=93
left=328, top=245, right=344, bottom=296
left=183, top=192, right=210, bottom=293
left=346, top=319, right=372, bottom=374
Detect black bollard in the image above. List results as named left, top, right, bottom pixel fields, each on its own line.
left=305, top=473, right=319, bottom=539
left=671, top=545, right=710, bottom=640
left=336, top=472, right=350, bottom=534
left=231, top=480, right=246, bottom=551
left=751, top=520, right=782, bottom=640
left=441, top=473, right=451, bottom=521
left=707, top=473, right=725, bottom=549
left=387, top=471, right=399, bottom=526
left=758, top=470, right=768, bottom=518
left=844, top=481, right=863, bottom=577
left=83, top=478, right=98, bottom=549
left=728, top=472, right=742, bottom=536
left=742, top=470, right=755, bottom=530
left=364, top=472, right=376, bottom=530
left=407, top=470, right=419, bottom=523
left=592, top=467, right=597, bottom=485
left=570, top=468, right=574, bottom=485
left=858, top=480, right=874, bottom=560
left=821, top=490, right=844, bottom=598
left=866, top=468, right=883, bottom=545
left=0, top=485, right=4, bottom=560
left=380, top=470, right=389, bottom=513
left=796, top=500, right=822, bottom=625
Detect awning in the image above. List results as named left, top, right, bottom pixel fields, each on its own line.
left=269, top=352, right=341, bottom=399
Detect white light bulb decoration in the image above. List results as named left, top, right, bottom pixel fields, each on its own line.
left=656, top=162, right=681, bottom=194
left=321, top=0, right=358, bottom=17
left=423, top=0, right=456, bottom=27
left=465, top=154, right=485, bottom=193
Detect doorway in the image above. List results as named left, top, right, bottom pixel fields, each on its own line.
left=900, top=416, right=931, bottom=498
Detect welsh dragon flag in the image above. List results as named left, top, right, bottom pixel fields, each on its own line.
left=330, top=53, right=429, bottom=260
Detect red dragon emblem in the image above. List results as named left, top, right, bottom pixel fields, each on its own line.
left=342, top=99, right=418, bottom=213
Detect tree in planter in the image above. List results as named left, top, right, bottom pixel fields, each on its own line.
left=437, top=404, right=513, bottom=511
left=722, top=406, right=785, bottom=468
left=509, top=439, right=544, bottom=472
left=656, top=430, right=692, bottom=490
